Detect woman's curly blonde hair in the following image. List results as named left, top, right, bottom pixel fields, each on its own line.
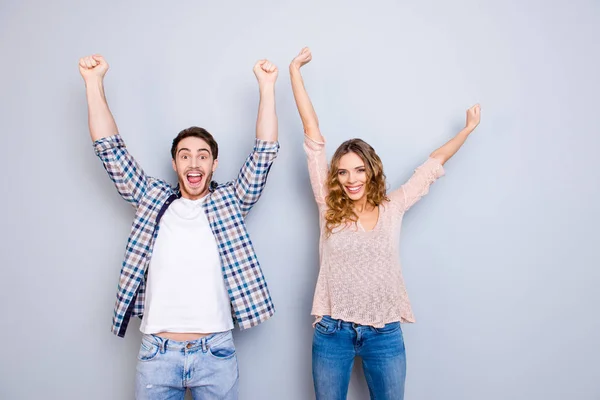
left=325, top=139, right=389, bottom=236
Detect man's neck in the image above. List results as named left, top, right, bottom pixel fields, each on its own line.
left=181, top=192, right=208, bottom=201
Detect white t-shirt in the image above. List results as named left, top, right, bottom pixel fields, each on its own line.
left=140, top=196, right=233, bottom=334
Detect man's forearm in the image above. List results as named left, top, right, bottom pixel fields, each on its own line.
left=255, top=82, right=278, bottom=142
left=86, top=78, right=119, bottom=143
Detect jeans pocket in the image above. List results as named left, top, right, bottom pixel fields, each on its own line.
left=208, top=336, right=237, bottom=360
left=374, top=322, right=401, bottom=334
left=315, top=320, right=337, bottom=335
left=137, top=336, right=160, bottom=362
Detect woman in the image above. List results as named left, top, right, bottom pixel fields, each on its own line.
left=289, top=47, right=481, bottom=400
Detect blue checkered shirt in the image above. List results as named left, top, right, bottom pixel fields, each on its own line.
left=94, top=134, right=279, bottom=337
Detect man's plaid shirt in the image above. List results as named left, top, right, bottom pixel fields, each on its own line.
left=94, top=134, right=279, bottom=337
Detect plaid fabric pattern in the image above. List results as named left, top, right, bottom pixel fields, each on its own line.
left=94, top=134, right=279, bottom=337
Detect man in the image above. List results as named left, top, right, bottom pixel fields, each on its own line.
left=79, top=53, right=279, bottom=399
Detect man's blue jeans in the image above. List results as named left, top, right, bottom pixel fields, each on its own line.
left=135, top=330, right=238, bottom=400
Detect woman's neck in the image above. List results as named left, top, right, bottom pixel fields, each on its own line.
left=353, top=198, right=373, bottom=213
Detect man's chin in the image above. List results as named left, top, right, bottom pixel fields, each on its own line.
left=180, top=182, right=209, bottom=199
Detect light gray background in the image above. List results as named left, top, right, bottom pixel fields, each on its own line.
left=1, top=0, right=599, bottom=399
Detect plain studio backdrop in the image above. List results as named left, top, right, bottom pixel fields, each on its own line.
left=1, top=0, right=598, bottom=399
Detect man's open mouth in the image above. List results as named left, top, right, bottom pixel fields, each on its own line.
left=186, top=172, right=204, bottom=187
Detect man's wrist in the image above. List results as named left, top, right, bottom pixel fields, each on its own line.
left=84, top=77, right=105, bottom=90
left=258, top=81, right=276, bottom=93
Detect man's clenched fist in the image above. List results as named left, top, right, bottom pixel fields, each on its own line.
left=79, top=54, right=109, bottom=82
left=253, top=60, right=278, bottom=86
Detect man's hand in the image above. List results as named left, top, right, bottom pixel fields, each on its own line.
left=290, top=47, right=312, bottom=71
left=253, top=60, right=278, bottom=86
left=79, top=54, right=109, bottom=82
